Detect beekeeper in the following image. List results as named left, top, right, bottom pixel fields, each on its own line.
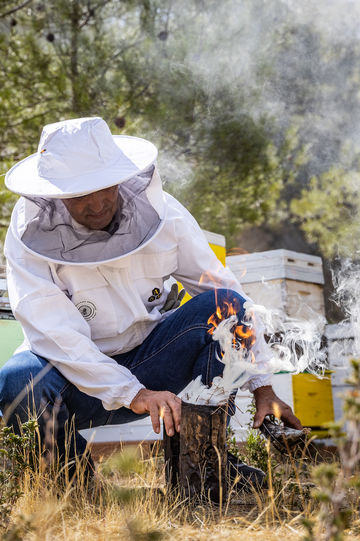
left=0, top=117, right=301, bottom=484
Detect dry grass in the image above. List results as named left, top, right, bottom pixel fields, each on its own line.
left=0, top=443, right=343, bottom=541
left=1, top=440, right=360, bottom=540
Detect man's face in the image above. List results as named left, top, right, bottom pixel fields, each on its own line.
left=61, top=185, right=119, bottom=230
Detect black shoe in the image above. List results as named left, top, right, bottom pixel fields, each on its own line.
left=227, top=452, right=267, bottom=492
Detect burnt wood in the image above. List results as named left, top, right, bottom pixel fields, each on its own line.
left=164, top=401, right=227, bottom=503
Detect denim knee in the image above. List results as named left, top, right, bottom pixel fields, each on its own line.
left=0, top=352, right=47, bottom=409
left=194, top=288, right=247, bottom=323
left=215, top=288, right=247, bottom=313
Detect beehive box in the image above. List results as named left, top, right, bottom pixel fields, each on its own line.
left=326, top=322, right=355, bottom=423
left=226, top=249, right=325, bottom=318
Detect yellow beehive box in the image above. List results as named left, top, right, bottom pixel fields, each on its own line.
left=292, top=372, right=334, bottom=437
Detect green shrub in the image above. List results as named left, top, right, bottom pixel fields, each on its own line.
left=304, top=359, right=360, bottom=540
left=0, top=420, right=38, bottom=525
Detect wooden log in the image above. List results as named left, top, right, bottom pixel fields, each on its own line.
left=164, top=429, right=180, bottom=487
left=164, top=401, right=228, bottom=503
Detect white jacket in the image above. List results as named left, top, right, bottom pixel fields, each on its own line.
left=5, top=188, right=271, bottom=410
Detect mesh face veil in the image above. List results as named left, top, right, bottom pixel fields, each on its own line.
left=20, top=166, right=161, bottom=263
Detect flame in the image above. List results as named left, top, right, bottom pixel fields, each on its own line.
left=199, top=267, right=224, bottom=289
left=234, top=326, right=253, bottom=339
left=272, top=401, right=281, bottom=420
left=207, top=296, right=255, bottom=351
left=199, top=267, right=255, bottom=353
left=159, top=407, right=165, bottom=420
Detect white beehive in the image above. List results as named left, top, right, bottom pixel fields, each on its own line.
left=226, top=249, right=325, bottom=319
left=325, top=322, right=355, bottom=422
left=0, top=265, right=11, bottom=314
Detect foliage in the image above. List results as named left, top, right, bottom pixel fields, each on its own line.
left=291, top=168, right=360, bottom=258
left=242, top=428, right=270, bottom=474
left=303, top=359, right=360, bottom=541
left=100, top=446, right=144, bottom=478
left=127, top=518, right=164, bottom=541
left=227, top=400, right=270, bottom=474
left=1, top=0, right=360, bottom=259
left=0, top=420, right=37, bottom=526
left=226, top=426, right=240, bottom=459
left=0, top=0, right=150, bottom=257
left=131, top=0, right=360, bottom=254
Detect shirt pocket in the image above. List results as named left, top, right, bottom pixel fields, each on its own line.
left=57, top=266, right=118, bottom=340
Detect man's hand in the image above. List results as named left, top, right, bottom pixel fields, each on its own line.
left=130, top=389, right=181, bottom=437
left=252, top=385, right=302, bottom=430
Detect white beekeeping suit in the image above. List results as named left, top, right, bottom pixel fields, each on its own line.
left=5, top=117, right=272, bottom=411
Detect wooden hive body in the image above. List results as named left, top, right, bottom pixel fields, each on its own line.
left=226, top=249, right=325, bottom=318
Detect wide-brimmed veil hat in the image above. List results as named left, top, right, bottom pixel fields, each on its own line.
left=5, top=117, right=158, bottom=198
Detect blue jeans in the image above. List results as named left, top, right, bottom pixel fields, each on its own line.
left=0, top=289, right=246, bottom=465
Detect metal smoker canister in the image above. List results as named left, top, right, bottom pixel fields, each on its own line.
left=164, top=401, right=227, bottom=503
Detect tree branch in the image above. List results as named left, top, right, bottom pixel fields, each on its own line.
left=5, top=106, right=62, bottom=131
left=79, top=0, right=113, bottom=28
left=96, top=36, right=144, bottom=80
left=0, top=0, right=32, bottom=19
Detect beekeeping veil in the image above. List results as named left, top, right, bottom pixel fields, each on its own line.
left=5, top=117, right=165, bottom=264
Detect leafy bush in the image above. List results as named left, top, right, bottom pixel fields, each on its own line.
left=303, top=359, right=360, bottom=541
left=0, top=420, right=37, bottom=525
left=227, top=400, right=270, bottom=474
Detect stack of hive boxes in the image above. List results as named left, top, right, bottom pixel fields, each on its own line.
left=325, top=322, right=355, bottom=422
left=226, top=249, right=334, bottom=440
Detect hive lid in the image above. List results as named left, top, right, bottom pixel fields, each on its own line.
left=226, top=249, right=324, bottom=285
left=0, top=277, right=11, bottom=312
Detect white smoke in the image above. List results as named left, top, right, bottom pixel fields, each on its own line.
left=182, top=301, right=327, bottom=405
left=146, top=0, right=360, bottom=195
left=246, top=301, right=327, bottom=375
left=332, top=257, right=360, bottom=358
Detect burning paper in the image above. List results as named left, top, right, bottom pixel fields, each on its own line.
left=182, top=313, right=262, bottom=405
left=182, top=295, right=327, bottom=406
left=182, top=375, right=229, bottom=405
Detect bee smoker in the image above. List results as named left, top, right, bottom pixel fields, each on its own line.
left=164, top=401, right=228, bottom=503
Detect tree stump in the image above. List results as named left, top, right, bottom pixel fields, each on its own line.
left=164, top=401, right=227, bottom=503
left=164, top=427, right=180, bottom=487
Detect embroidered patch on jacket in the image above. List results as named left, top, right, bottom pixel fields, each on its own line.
left=76, top=300, right=97, bottom=321
left=148, top=287, right=162, bottom=303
